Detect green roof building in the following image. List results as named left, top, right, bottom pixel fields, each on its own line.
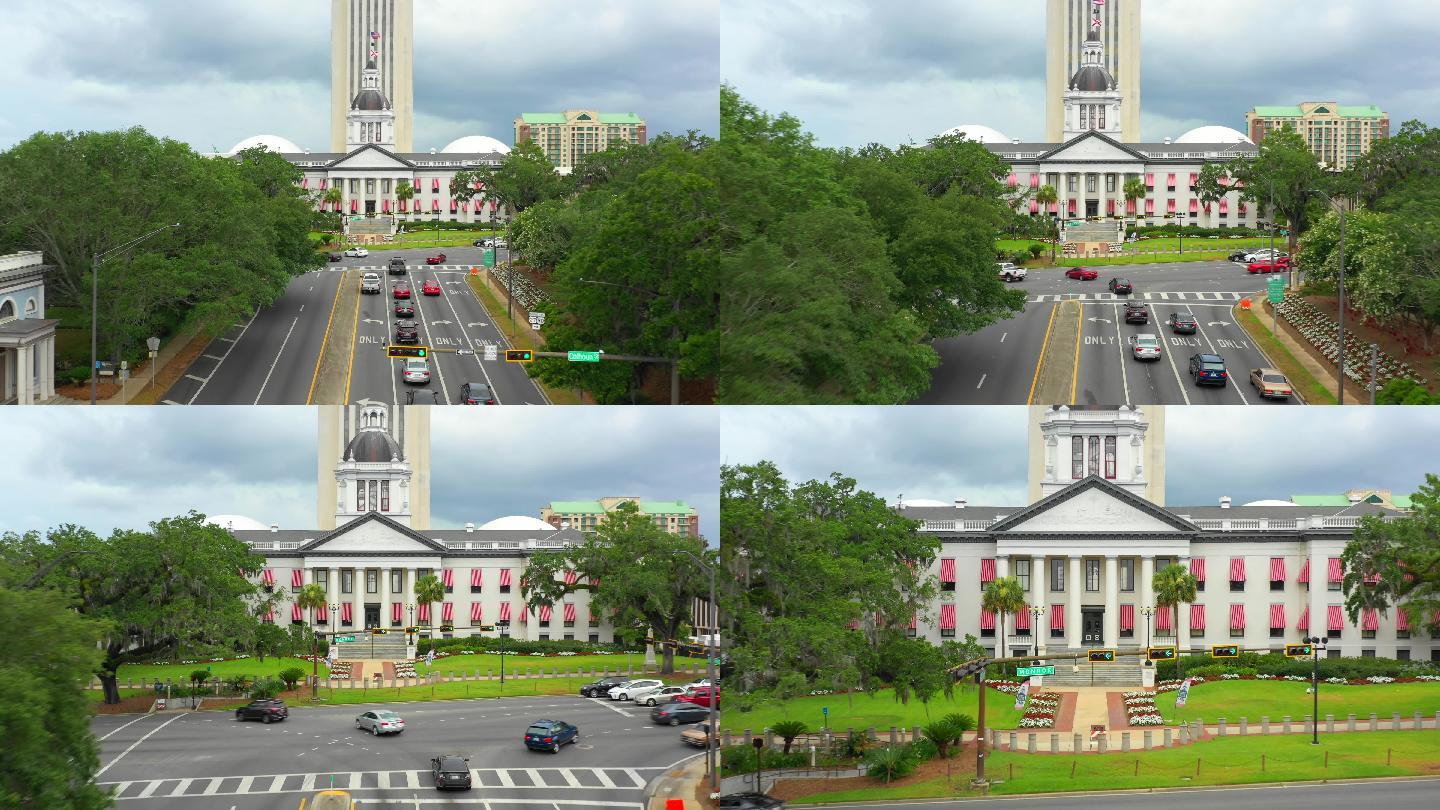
left=1290, top=490, right=1413, bottom=511
left=1245, top=102, right=1389, bottom=170
left=541, top=497, right=698, bottom=536
left=514, top=110, right=647, bottom=170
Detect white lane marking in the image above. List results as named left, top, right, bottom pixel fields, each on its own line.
left=236, top=775, right=254, bottom=794
left=1112, top=306, right=1130, bottom=404
left=976, top=374, right=986, bottom=389
left=409, top=269, right=452, bottom=403
left=594, top=770, right=617, bottom=788
left=588, top=697, right=635, bottom=717
left=497, top=769, right=516, bottom=787
left=301, top=773, right=316, bottom=791
left=622, top=768, right=643, bottom=787
left=202, top=777, right=224, bottom=795
left=432, top=267, right=504, bottom=403
left=560, top=769, right=582, bottom=787
left=97, top=714, right=149, bottom=742
left=168, top=778, right=193, bottom=797
left=185, top=308, right=259, bottom=404
left=202, top=353, right=225, bottom=361
left=136, top=780, right=163, bottom=798
left=1146, top=305, right=1192, bottom=405
left=96, top=713, right=182, bottom=777
left=184, top=374, right=209, bottom=383
left=1000, top=332, right=1007, bottom=343
left=253, top=315, right=300, bottom=405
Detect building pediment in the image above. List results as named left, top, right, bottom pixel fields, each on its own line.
left=1038, top=131, right=1148, bottom=163
left=990, top=476, right=1197, bottom=534
left=300, top=512, right=447, bottom=553
left=327, top=144, right=416, bottom=170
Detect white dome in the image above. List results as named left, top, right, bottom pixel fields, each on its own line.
left=937, top=124, right=1012, bottom=144
left=1241, top=499, right=1299, bottom=507
left=226, top=134, right=304, bottom=156
left=440, top=135, right=512, bottom=154
left=205, top=514, right=271, bottom=531
left=477, top=515, right=554, bottom=531
left=1174, top=126, right=1253, bottom=145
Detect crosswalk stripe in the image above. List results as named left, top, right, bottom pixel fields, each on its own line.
left=497, top=769, right=516, bottom=787
left=559, top=769, right=582, bottom=787
left=623, top=769, right=643, bottom=787
left=169, top=778, right=193, bottom=797
left=595, top=770, right=617, bottom=788
left=136, top=781, right=163, bottom=798
left=236, top=775, right=254, bottom=794
left=378, top=771, right=391, bottom=789
left=202, top=777, right=223, bottom=795
left=301, top=773, right=316, bottom=792
left=524, top=768, right=544, bottom=785
left=99, top=767, right=658, bottom=798
left=404, top=770, right=418, bottom=789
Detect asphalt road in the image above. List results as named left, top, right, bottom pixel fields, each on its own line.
left=917, top=260, right=1303, bottom=405
left=812, top=777, right=1440, bottom=809
left=164, top=247, right=549, bottom=406
left=92, top=694, right=701, bottom=808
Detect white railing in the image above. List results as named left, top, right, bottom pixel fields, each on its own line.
left=1321, top=516, right=1362, bottom=528
left=921, top=519, right=998, bottom=532
left=247, top=541, right=301, bottom=550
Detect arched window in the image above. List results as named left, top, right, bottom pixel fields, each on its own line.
left=24, top=298, right=38, bottom=317
left=0, top=299, right=14, bottom=322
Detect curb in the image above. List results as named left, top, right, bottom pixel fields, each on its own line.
left=644, top=751, right=710, bottom=810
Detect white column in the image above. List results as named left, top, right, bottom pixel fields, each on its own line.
left=1308, top=548, right=1326, bottom=648
left=1140, top=555, right=1155, bottom=644
left=354, top=567, right=366, bottom=630
left=327, top=567, right=339, bottom=627
left=1034, top=555, right=1047, bottom=655
left=1104, top=556, right=1119, bottom=647
left=16, top=345, right=31, bottom=405
left=406, top=567, right=417, bottom=627
left=45, top=338, right=55, bottom=399
left=1067, top=556, right=1082, bottom=650
left=996, top=554, right=1010, bottom=580
left=379, top=566, right=391, bottom=628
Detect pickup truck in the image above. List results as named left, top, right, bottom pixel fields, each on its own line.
left=998, top=262, right=1027, bottom=282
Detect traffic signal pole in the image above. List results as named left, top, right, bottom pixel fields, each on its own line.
left=974, top=672, right=987, bottom=786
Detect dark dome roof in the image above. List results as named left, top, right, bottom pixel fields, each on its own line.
left=1070, top=65, right=1112, bottom=92
left=351, top=88, right=390, bottom=111
left=345, top=430, right=401, bottom=462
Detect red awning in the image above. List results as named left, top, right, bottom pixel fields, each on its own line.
left=490, top=200, right=498, bottom=211
left=939, top=604, right=956, bottom=630
left=382, top=198, right=391, bottom=213
left=418, top=603, right=430, bottom=622
left=1298, top=558, right=1310, bottom=583
left=1068, top=199, right=1077, bottom=213
left=1362, top=608, right=1379, bottom=631
left=1144, top=173, right=1154, bottom=187
left=341, top=603, right=352, bottom=623
left=1328, top=558, right=1343, bottom=583
left=393, top=603, right=402, bottom=623
left=1229, top=603, right=1245, bottom=630
left=263, top=610, right=274, bottom=622
left=1156, top=607, right=1172, bottom=630
left=1189, top=173, right=1199, bottom=187
left=301, top=179, right=309, bottom=189
left=1167, top=199, right=1177, bottom=213
left=431, top=200, right=439, bottom=212
left=1363, top=571, right=1380, bottom=585
left=499, top=602, right=511, bottom=621
left=262, top=569, right=274, bottom=586
left=1298, top=605, right=1310, bottom=630
left=517, top=604, right=527, bottom=623
left=940, top=558, right=956, bottom=583
left=399, top=200, right=408, bottom=212
left=499, top=569, right=512, bottom=587
left=471, top=569, right=483, bottom=588
left=1239, top=202, right=1248, bottom=214
left=351, top=199, right=358, bottom=213
left=1048, top=202, right=1058, bottom=214
left=414, top=177, right=422, bottom=190
left=1166, top=173, right=1176, bottom=187
left=1120, top=603, right=1134, bottom=631
left=1397, top=610, right=1409, bottom=631
left=980, top=609, right=996, bottom=630
left=450, top=199, right=458, bottom=213
left=1106, top=199, right=1115, bottom=215
left=471, top=602, right=483, bottom=622
left=979, top=558, right=996, bottom=583
left=1270, top=603, right=1286, bottom=629
left=1030, top=174, right=1040, bottom=188
left=1014, top=606, right=1031, bottom=630
left=1145, top=199, right=1154, bottom=214
left=1219, top=199, right=1229, bottom=213
left=1327, top=605, right=1345, bottom=632
left=1190, top=604, right=1206, bottom=630
left=1270, top=558, right=1286, bottom=581
left=909, top=613, right=918, bottom=630
left=564, top=603, right=576, bottom=622
left=292, top=569, right=304, bottom=588
left=1007, top=173, right=1017, bottom=187
left=442, top=602, right=454, bottom=622
left=432, top=179, right=440, bottom=191
left=320, top=179, right=328, bottom=190
left=1229, top=557, right=1246, bottom=582
left=1030, top=200, right=1040, bottom=213
left=1190, top=558, right=1206, bottom=581
left=442, top=569, right=454, bottom=588
left=291, top=604, right=303, bottom=622
left=1189, top=199, right=1199, bottom=214
left=1219, top=176, right=1231, bottom=186
left=564, top=570, right=578, bottom=585
left=1126, top=198, right=1136, bottom=213
left=1050, top=604, right=1065, bottom=631
left=461, top=201, right=469, bottom=212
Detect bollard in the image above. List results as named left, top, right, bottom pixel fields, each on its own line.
left=1434, top=710, right=1439, bottom=731
left=1098, top=734, right=1107, bottom=753
left=1163, top=727, right=1173, bottom=747
left=889, top=726, right=897, bottom=745
left=723, top=732, right=733, bottom=747
left=1240, top=717, right=1248, bottom=735
left=1283, top=716, right=1292, bottom=735
left=1348, top=713, right=1356, bottom=732
left=1073, top=733, right=1083, bottom=752
left=1179, top=725, right=1190, bottom=744
left=743, top=730, right=752, bottom=746
left=1327, top=714, right=1335, bottom=733
left=1304, top=715, right=1312, bottom=735
left=1369, top=713, right=1378, bottom=732
left=1217, top=717, right=1226, bottom=736
left=1392, top=712, right=1401, bottom=731
left=1414, top=711, right=1423, bottom=730
left=1143, top=730, right=1153, bottom=750
left=1261, top=716, right=1270, bottom=735
left=765, top=731, right=774, bottom=750
left=1009, top=731, right=1017, bottom=751
left=1028, top=733, right=1036, bottom=753
left=1122, top=732, right=1130, bottom=752
left=1051, top=733, right=1059, bottom=753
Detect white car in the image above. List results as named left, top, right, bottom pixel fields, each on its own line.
left=635, top=685, right=688, bottom=706
left=609, top=679, right=663, bottom=701
left=997, top=262, right=1027, bottom=282
left=686, top=678, right=715, bottom=689
left=1131, top=333, right=1162, bottom=361
left=402, top=358, right=430, bottom=385
left=1242, top=248, right=1287, bottom=263
left=344, top=247, right=369, bottom=258
left=493, top=238, right=507, bottom=249
left=360, top=273, right=382, bottom=294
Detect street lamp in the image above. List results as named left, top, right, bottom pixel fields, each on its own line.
left=576, top=277, right=682, bottom=406
left=1309, top=188, right=1348, bottom=404
left=1028, top=605, right=1046, bottom=660
left=498, top=620, right=510, bottom=688
left=90, top=223, right=182, bottom=404
left=669, top=547, right=721, bottom=795
left=1304, top=636, right=1330, bottom=744
left=1141, top=606, right=1157, bottom=649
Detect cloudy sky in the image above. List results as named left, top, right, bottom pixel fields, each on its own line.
left=1, top=0, right=718, bottom=153
left=723, top=0, right=1439, bottom=147
left=722, top=406, right=1440, bottom=508
left=1, top=407, right=719, bottom=540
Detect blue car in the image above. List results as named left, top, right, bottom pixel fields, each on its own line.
left=524, top=720, right=579, bottom=753
left=1189, top=353, right=1229, bottom=386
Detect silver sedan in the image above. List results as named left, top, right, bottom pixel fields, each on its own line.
left=355, top=709, right=406, bottom=735
left=635, top=685, right=689, bottom=706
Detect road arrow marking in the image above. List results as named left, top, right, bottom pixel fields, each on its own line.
left=361, top=318, right=383, bottom=325
left=430, top=319, right=453, bottom=325
left=1088, top=317, right=1112, bottom=324
left=467, top=322, right=488, bottom=327
left=1207, top=321, right=1232, bottom=326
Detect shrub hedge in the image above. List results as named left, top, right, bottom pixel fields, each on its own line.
left=1131, top=224, right=1270, bottom=239
left=1157, top=652, right=1439, bottom=681
left=719, top=746, right=808, bottom=776
left=416, top=637, right=634, bottom=656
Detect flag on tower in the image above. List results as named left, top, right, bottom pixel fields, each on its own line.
left=371, top=31, right=380, bottom=40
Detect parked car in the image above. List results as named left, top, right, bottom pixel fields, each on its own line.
left=459, top=381, right=496, bottom=405
left=402, top=358, right=430, bottom=385
left=421, top=279, right=442, bottom=296
left=651, top=701, right=712, bottom=726
left=360, top=273, right=382, bottom=294
left=637, top=685, right=690, bottom=706
left=493, top=238, right=507, bottom=249
left=394, top=301, right=415, bottom=317
left=675, top=685, right=720, bottom=708
left=388, top=257, right=407, bottom=275
left=327, top=252, right=342, bottom=262
left=719, top=794, right=785, bottom=810
left=1250, top=367, right=1293, bottom=399
left=393, top=282, right=412, bottom=299
left=1242, top=248, right=1287, bottom=263
left=430, top=755, right=471, bottom=790
left=681, top=721, right=718, bottom=748
left=1065, top=267, right=1098, bottom=280
left=610, top=679, right=664, bottom=701
left=394, top=319, right=419, bottom=343
left=343, top=247, right=369, bottom=258
left=1189, top=353, right=1229, bottom=386
left=407, top=389, right=443, bottom=405
left=235, top=699, right=288, bottom=723
left=1131, top=333, right=1162, bottom=361
left=1166, top=312, right=1197, bottom=334
left=473, top=239, right=490, bottom=247
left=1108, top=277, right=1133, bottom=295
left=355, top=710, right=405, bottom=736
left=997, top=262, right=1026, bottom=282
left=1123, top=302, right=1149, bottom=324
left=524, top=720, right=579, bottom=753
left=579, top=676, right=628, bottom=698
left=425, top=253, right=446, bottom=265
left=1227, top=249, right=1252, bottom=262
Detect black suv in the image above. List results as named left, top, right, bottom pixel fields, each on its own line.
left=1108, top=277, right=1133, bottom=295
left=719, top=794, right=786, bottom=810
left=579, top=676, right=627, bottom=698
left=235, top=699, right=288, bottom=723
left=1167, top=312, right=1198, bottom=334
left=388, top=257, right=407, bottom=275
left=1124, top=302, right=1149, bottom=324
left=431, top=755, right=472, bottom=790
left=394, top=319, right=419, bottom=343
left=1189, top=353, right=1229, bottom=386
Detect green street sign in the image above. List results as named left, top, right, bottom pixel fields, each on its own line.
left=1016, top=665, right=1055, bottom=677
left=1267, top=276, right=1285, bottom=304
left=567, top=350, right=601, bottom=363
left=335, top=635, right=355, bottom=642
left=483, top=249, right=496, bottom=268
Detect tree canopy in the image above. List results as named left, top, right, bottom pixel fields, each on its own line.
left=1341, top=473, right=1440, bottom=634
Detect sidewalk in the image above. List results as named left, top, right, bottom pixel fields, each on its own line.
left=49, top=318, right=208, bottom=405
left=646, top=753, right=712, bottom=810
left=1238, top=297, right=1368, bottom=404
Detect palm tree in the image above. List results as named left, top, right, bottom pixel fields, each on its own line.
left=396, top=182, right=414, bottom=223
left=981, top=576, right=1028, bottom=661
left=1034, top=185, right=1059, bottom=260
left=1152, top=563, right=1198, bottom=673
left=321, top=186, right=345, bottom=232
left=1123, top=177, right=1147, bottom=225
left=415, top=574, right=445, bottom=633
left=295, top=582, right=328, bottom=698
left=770, top=720, right=808, bottom=754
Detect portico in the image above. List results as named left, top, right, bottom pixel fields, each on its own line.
left=0, top=251, right=59, bottom=405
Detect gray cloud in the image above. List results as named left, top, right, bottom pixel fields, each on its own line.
left=723, top=0, right=1439, bottom=147
left=2, top=0, right=717, bottom=152
left=0, top=406, right=719, bottom=542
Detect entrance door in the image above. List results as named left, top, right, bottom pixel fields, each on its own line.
left=364, top=605, right=380, bottom=630
left=1085, top=200, right=1099, bottom=218
left=365, top=200, right=376, bottom=215
left=1081, top=609, right=1104, bottom=646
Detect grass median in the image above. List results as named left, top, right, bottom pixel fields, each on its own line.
left=305, top=674, right=593, bottom=706
left=462, top=272, right=584, bottom=406
left=1235, top=301, right=1338, bottom=404
left=720, top=687, right=1024, bottom=736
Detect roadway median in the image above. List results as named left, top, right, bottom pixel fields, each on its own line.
left=1028, top=299, right=1083, bottom=403
left=307, top=268, right=360, bottom=405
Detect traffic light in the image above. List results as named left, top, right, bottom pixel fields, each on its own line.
left=1147, top=646, right=1178, bottom=661
left=476, top=624, right=495, bottom=632
left=439, top=624, right=454, bottom=632
left=1285, top=643, right=1314, bottom=658
left=1087, top=649, right=1116, bottom=663
left=1211, top=644, right=1240, bottom=658
left=371, top=628, right=388, bottom=635
left=505, top=349, right=534, bottom=363
left=950, top=656, right=991, bottom=681
left=387, top=345, right=429, bottom=359
left=496, top=619, right=512, bottom=627
left=405, top=626, right=420, bottom=634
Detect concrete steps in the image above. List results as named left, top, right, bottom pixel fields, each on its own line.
left=332, top=635, right=408, bottom=660
left=1041, top=662, right=1144, bottom=688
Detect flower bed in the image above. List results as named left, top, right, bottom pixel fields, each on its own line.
left=1167, top=673, right=1437, bottom=688
left=1275, top=292, right=1428, bottom=387
left=1120, top=690, right=1164, bottom=726
left=1019, top=692, right=1061, bottom=728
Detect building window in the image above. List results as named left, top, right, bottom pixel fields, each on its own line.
left=1270, top=626, right=1284, bottom=638
left=1120, top=558, right=1134, bottom=592
left=539, top=633, right=549, bottom=641
left=1398, top=627, right=1410, bottom=640
left=1086, top=175, right=1097, bottom=193
left=1196, top=576, right=1205, bottom=592
left=369, top=481, right=378, bottom=512
left=367, top=570, right=377, bottom=594
left=1099, top=105, right=1106, bottom=129
left=383, top=179, right=391, bottom=194
left=350, top=179, right=359, bottom=193
left=1015, top=559, right=1031, bottom=591
left=1191, top=624, right=1205, bottom=638
left=564, top=633, right=574, bottom=641
left=1071, top=436, right=1084, bottom=479
left=1104, top=436, right=1116, bottom=479
left=540, top=614, right=550, bottom=628
left=1270, top=577, right=1284, bottom=592
left=564, top=618, right=575, bottom=629
left=1081, top=105, right=1088, bottom=129
left=1051, top=558, right=1066, bottom=591
left=906, top=626, right=917, bottom=638
left=588, top=633, right=600, bottom=643
left=357, top=480, right=367, bottom=512
left=1362, top=628, right=1376, bottom=640
left=500, top=581, right=510, bottom=594
left=981, top=626, right=995, bottom=638
left=366, top=178, right=375, bottom=194
left=1120, top=626, right=1133, bottom=639
left=589, top=614, right=599, bottom=628
left=341, top=570, right=353, bottom=594
left=1397, top=649, right=1410, bottom=661
left=1230, top=578, right=1244, bottom=593
left=1052, top=624, right=1064, bottom=639
left=391, top=570, right=403, bottom=593
left=1068, top=175, right=1078, bottom=193
left=316, top=570, right=328, bottom=590
left=1328, top=648, right=1342, bottom=659
left=1155, top=557, right=1171, bottom=571
left=1106, top=175, right=1116, bottom=193
left=941, top=578, right=955, bottom=593
left=1087, top=436, right=1100, bottom=476
left=1328, top=626, right=1341, bottom=640
left=1230, top=626, right=1243, bottom=639
left=1328, top=579, right=1341, bottom=592
left=380, top=481, right=389, bottom=512
left=1085, top=559, right=1100, bottom=592
left=1361, top=648, right=1375, bottom=658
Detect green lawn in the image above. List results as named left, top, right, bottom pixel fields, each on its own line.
left=419, top=652, right=703, bottom=677
left=107, top=657, right=331, bottom=685
left=721, top=687, right=1023, bottom=736
left=304, top=675, right=592, bottom=706
left=1057, top=251, right=1233, bottom=266
left=1154, top=680, right=1440, bottom=725
left=85, top=688, right=146, bottom=703
left=790, top=731, right=1440, bottom=803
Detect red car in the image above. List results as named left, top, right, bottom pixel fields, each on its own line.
left=393, top=283, right=411, bottom=299
left=421, top=279, right=441, bottom=296
left=1246, top=257, right=1291, bottom=274
left=1065, top=267, right=1098, bottom=280
left=675, top=686, right=719, bottom=709
left=425, top=253, right=446, bottom=265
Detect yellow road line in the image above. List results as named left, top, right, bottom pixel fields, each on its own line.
left=343, top=273, right=361, bottom=405
left=305, top=271, right=345, bottom=405
left=1071, top=301, right=1083, bottom=403
left=1027, top=302, right=1061, bottom=405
